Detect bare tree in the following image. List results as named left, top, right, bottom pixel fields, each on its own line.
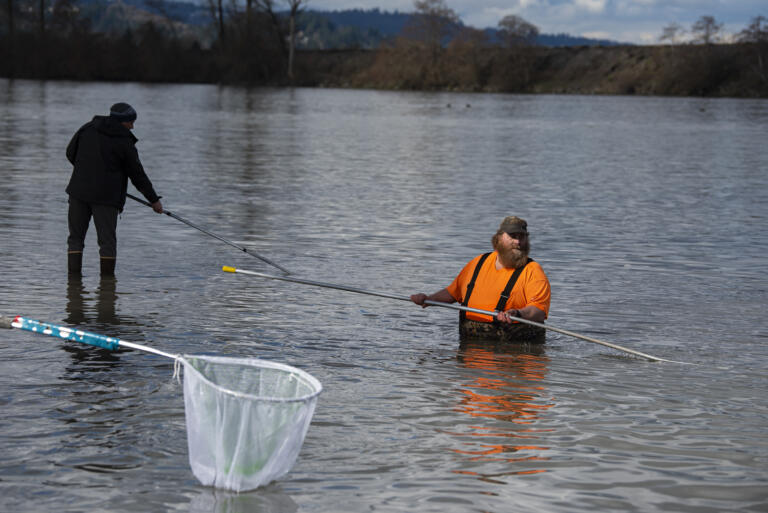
left=691, top=15, right=723, bottom=45
left=5, top=0, right=14, bottom=39
left=145, top=0, right=179, bottom=39
left=738, top=15, right=768, bottom=43
left=497, top=14, right=538, bottom=47
left=255, top=0, right=286, bottom=55
left=239, top=0, right=259, bottom=41
left=659, top=22, right=685, bottom=44
left=50, top=0, right=81, bottom=34
left=244, top=0, right=252, bottom=30
left=38, top=0, right=45, bottom=35
left=495, top=14, right=538, bottom=90
left=284, top=0, right=307, bottom=80
left=737, top=15, right=768, bottom=85
left=207, top=0, right=226, bottom=43
left=446, top=26, right=489, bottom=88
left=404, top=0, right=459, bottom=69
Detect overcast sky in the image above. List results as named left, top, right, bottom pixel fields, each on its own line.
left=306, top=0, right=766, bottom=44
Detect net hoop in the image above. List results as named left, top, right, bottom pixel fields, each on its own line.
left=180, top=354, right=322, bottom=403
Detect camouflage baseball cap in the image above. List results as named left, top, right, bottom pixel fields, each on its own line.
left=498, top=216, right=528, bottom=234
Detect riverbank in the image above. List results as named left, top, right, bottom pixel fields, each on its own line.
left=2, top=35, right=766, bottom=98
left=295, top=44, right=768, bottom=98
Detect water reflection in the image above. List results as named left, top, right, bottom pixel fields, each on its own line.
left=450, top=340, right=554, bottom=481
left=65, top=276, right=123, bottom=326
left=63, top=276, right=146, bottom=364
left=57, top=278, right=170, bottom=471
left=65, top=277, right=88, bottom=325
left=189, top=486, right=299, bottom=513
left=64, top=276, right=144, bottom=331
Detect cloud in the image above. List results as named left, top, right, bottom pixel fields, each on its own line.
left=574, top=0, right=607, bottom=13
left=461, top=7, right=528, bottom=29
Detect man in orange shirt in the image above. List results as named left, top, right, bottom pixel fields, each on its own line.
left=410, top=216, right=551, bottom=342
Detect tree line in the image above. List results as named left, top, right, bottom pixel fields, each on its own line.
left=1, top=0, right=767, bottom=97
left=0, top=0, right=310, bottom=82
left=343, top=2, right=767, bottom=96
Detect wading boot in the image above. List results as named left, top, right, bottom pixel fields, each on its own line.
left=100, top=256, right=116, bottom=277
left=68, top=251, right=82, bottom=276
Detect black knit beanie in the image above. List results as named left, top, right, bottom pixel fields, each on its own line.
left=109, top=103, right=137, bottom=122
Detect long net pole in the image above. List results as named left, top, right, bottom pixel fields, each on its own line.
left=128, top=193, right=290, bottom=275
left=222, top=266, right=687, bottom=364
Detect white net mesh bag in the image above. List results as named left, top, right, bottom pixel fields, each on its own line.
left=3, top=317, right=324, bottom=492
left=181, top=355, right=322, bottom=492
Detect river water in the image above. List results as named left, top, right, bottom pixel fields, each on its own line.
left=1, top=79, right=766, bottom=512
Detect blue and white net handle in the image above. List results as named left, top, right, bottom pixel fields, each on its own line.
left=6, top=316, right=179, bottom=360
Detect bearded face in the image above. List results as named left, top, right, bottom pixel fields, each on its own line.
left=492, top=232, right=530, bottom=269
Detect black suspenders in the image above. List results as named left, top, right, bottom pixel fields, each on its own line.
left=494, top=258, right=532, bottom=313
left=460, top=253, right=533, bottom=321
left=460, top=252, right=491, bottom=321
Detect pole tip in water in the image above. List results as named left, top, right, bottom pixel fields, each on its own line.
left=222, top=266, right=236, bottom=273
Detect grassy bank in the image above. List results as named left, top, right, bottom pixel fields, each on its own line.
left=295, top=44, right=768, bottom=98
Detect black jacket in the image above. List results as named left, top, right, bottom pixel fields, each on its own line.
left=66, top=116, right=160, bottom=211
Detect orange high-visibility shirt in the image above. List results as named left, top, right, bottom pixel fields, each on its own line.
left=445, top=251, right=551, bottom=322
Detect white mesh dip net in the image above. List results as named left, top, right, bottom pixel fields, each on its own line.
left=2, top=317, right=324, bottom=492
left=181, top=355, right=322, bottom=492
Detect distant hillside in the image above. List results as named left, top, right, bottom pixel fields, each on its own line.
left=315, top=8, right=410, bottom=37
left=64, top=0, right=209, bottom=41
left=77, top=0, right=209, bottom=27
left=70, top=2, right=622, bottom=48
left=537, top=33, right=624, bottom=47
left=299, top=8, right=625, bottom=49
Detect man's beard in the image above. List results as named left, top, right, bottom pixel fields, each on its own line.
left=497, top=245, right=529, bottom=269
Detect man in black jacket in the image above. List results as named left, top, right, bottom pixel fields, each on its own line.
left=66, top=102, right=163, bottom=277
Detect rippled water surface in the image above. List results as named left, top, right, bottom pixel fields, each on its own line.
left=1, top=80, right=767, bottom=512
